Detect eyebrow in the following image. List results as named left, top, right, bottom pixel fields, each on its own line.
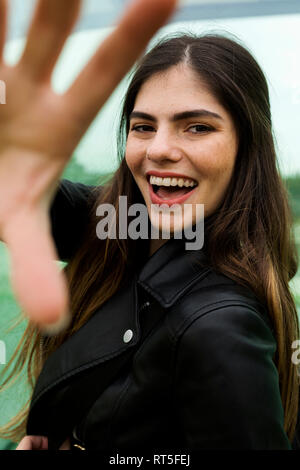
left=129, top=109, right=224, bottom=122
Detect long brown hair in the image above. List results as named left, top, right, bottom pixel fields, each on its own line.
left=1, top=33, right=299, bottom=443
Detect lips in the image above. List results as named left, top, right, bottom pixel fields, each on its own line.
left=146, top=172, right=198, bottom=207
left=148, top=180, right=197, bottom=207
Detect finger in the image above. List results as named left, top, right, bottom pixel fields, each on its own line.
left=34, top=436, right=48, bottom=450
left=17, top=436, right=48, bottom=450
left=0, top=0, right=7, bottom=63
left=64, top=0, right=178, bottom=131
left=16, top=436, right=34, bottom=450
left=4, top=210, right=70, bottom=330
left=18, top=0, right=82, bottom=82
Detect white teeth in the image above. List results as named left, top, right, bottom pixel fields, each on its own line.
left=149, top=175, right=197, bottom=188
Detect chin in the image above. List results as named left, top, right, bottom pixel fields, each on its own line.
left=149, top=213, right=188, bottom=238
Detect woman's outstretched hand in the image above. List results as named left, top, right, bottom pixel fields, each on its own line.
left=0, top=0, right=177, bottom=331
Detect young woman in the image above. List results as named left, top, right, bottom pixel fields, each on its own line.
left=0, top=0, right=299, bottom=451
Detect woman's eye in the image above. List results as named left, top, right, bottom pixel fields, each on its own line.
left=188, top=125, right=212, bottom=134
left=131, top=125, right=155, bottom=133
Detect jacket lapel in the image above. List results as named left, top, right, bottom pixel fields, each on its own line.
left=30, top=274, right=140, bottom=410
left=137, top=237, right=210, bottom=307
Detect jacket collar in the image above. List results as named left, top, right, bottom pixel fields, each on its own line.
left=138, top=236, right=209, bottom=308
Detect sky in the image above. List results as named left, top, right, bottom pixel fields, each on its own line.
left=3, top=1, right=300, bottom=176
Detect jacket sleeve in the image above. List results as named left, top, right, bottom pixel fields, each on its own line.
left=174, top=304, right=291, bottom=450
left=49, top=179, right=98, bottom=262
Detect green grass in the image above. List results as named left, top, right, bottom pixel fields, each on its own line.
left=0, top=243, right=30, bottom=450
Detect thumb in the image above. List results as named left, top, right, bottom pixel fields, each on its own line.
left=3, top=209, right=70, bottom=332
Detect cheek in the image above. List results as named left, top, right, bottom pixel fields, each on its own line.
left=125, top=139, right=144, bottom=174
left=192, top=136, right=237, bottom=181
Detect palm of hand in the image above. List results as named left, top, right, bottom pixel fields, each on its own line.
left=0, top=0, right=177, bottom=329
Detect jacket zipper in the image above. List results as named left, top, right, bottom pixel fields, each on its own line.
left=139, top=301, right=150, bottom=312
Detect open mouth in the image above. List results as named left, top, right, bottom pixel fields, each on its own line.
left=147, top=175, right=198, bottom=201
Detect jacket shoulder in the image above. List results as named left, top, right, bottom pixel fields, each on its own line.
left=166, top=269, right=274, bottom=341
left=50, top=179, right=100, bottom=261
left=173, top=294, right=288, bottom=449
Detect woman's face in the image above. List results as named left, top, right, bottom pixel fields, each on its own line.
left=125, top=64, right=238, bottom=235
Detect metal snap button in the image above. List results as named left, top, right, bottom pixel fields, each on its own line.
left=123, top=329, right=133, bottom=343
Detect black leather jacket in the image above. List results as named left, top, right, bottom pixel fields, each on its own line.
left=26, top=180, right=294, bottom=450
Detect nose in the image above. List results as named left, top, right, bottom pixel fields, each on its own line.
left=146, top=129, right=183, bottom=164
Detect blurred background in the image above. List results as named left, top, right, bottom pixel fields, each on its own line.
left=0, top=0, right=300, bottom=449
